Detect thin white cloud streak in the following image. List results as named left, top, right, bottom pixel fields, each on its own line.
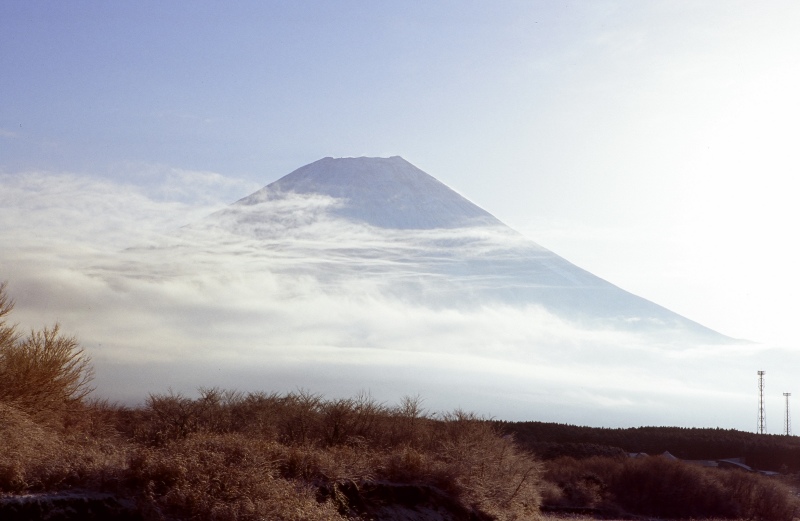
left=0, top=170, right=776, bottom=429
left=0, top=169, right=250, bottom=251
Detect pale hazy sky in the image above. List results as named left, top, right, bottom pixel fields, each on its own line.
left=2, top=1, right=800, bottom=428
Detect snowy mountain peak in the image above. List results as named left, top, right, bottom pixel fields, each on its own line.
left=237, top=156, right=503, bottom=229
left=194, top=156, right=738, bottom=345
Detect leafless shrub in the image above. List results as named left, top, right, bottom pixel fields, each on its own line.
left=127, top=433, right=345, bottom=521
left=717, top=469, right=800, bottom=521
left=139, top=390, right=201, bottom=444
left=542, top=456, right=617, bottom=508
left=0, top=281, right=17, bottom=347
left=318, top=391, right=387, bottom=446
left=611, top=455, right=736, bottom=518
left=386, top=394, right=427, bottom=445
left=433, top=410, right=542, bottom=520
left=543, top=454, right=800, bottom=521
left=280, top=389, right=324, bottom=445
left=0, top=282, right=94, bottom=422
left=0, top=402, right=127, bottom=493
left=0, top=403, right=65, bottom=492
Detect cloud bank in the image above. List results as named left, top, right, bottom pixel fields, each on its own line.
left=0, top=169, right=786, bottom=429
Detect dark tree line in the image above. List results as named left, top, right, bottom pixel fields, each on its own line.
left=499, top=421, right=800, bottom=472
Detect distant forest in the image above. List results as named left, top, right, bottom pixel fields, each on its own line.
left=500, top=421, right=800, bottom=472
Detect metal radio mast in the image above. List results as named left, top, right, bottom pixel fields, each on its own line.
left=758, top=370, right=766, bottom=434
left=785, top=392, right=792, bottom=436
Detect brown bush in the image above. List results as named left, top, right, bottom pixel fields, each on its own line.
left=0, top=282, right=94, bottom=422
left=130, top=390, right=544, bottom=520
left=127, top=433, right=346, bottom=521
left=0, top=402, right=127, bottom=493
left=0, top=282, right=17, bottom=347
left=610, top=455, right=737, bottom=518
left=542, top=456, right=617, bottom=509
left=543, top=454, right=800, bottom=521
left=1, top=391, right=545, bottom=520
left=0, top=403, right=65, bottom=492
left=717, top=469, right=800, bottom=521
left=433, top=410, right=542, bottom=519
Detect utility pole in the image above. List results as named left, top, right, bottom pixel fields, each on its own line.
left=758, top=370, right=766, bottom=434
left=785, top=392, right=792, bottom=436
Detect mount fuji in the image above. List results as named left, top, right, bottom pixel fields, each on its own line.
left=175, top=155, right=732, bottom=345
left=81, top=155, right=753, bottom=425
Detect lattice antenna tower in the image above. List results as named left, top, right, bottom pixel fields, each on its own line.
left=758, top=370, right=766, bottom=434
left=785, top=392, right=792, bottom=436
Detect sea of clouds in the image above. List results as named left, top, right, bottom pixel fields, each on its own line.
left=1, top=168, right=789, bottom=429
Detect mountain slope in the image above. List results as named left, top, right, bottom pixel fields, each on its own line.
left=235, top=156, right=502, bottom=229
left=188, top=156, right=734, bottom=344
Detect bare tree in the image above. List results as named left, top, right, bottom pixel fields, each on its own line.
left=0, top=282, right=94, bottom=418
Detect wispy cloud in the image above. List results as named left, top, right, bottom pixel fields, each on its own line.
left=118, top=163, right=260, bottom=205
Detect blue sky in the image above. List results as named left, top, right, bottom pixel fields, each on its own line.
left=3, top=2, right=599, bottom=180
left=3, top=1, right=800, bottom=428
